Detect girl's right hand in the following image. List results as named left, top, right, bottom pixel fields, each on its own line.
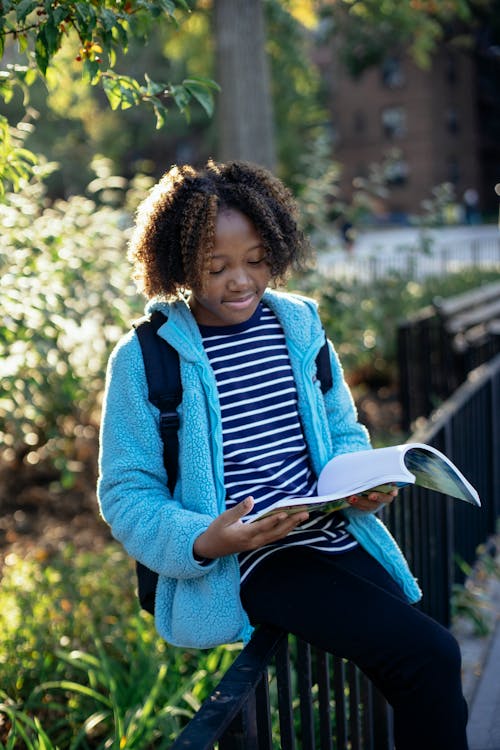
left=193, top=496, right=309, bottom=561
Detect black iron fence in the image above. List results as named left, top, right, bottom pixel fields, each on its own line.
left=388, top=354, right=500, bottom=626
left=397, top=281, right=500, bottom=430
left=170, top=354, right=500, bottom=750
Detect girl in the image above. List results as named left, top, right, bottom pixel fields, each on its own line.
left=98, top=160, right=469, bottom=749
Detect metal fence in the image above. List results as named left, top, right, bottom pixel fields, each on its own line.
left=397, top=283, right=500, bottom=430
left=317, top=234, right=500, bottom=283
left=170, top=354, right=500, bottom=750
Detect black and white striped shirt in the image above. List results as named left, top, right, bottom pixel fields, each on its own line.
left=199, top=303, right=357, bottom=583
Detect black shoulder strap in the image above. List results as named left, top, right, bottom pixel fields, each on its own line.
left=132, top=310, right=182, bottom=615
left=133, top=311, right=181, bottom=492
left=316, top=336, right=333, bottom=394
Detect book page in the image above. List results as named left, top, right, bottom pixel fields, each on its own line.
left=251, top=497, right=349, bottom=522
left=245, top=483, right=399, bottom=523
left=404, top=447, right=479, bottom=504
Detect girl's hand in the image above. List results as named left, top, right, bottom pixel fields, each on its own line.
left=193, top=496, right=309, bottom=560
left=347, top=487, right=398, bottom=513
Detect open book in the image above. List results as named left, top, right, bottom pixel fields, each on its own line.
left=244, top=442, right=481, bottom=523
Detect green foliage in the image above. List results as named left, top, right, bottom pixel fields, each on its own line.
left=0, top=545, right=240, bottom=747
left=0, top=0, right=218, bottom=191
left=319, top=0, right=474, bottom=75
left=295, top=267, right=500, bottom=382
left=294, top=132, right=343, bottom=249
left=0, top=162, right=146, bottom=472
left=266, top=0, right=329, bottom=187
left=0, top=115, right=37, bottom=197
left=451, top=542, right=500, bottom=637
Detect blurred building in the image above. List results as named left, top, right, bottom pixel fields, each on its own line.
left=321, top=45, right=500, bottom=221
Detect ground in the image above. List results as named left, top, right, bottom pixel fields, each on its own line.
left=0, top=385, right=402, bottom=569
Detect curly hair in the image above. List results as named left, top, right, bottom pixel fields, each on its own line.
left=128, top=159, right=311, bottom=299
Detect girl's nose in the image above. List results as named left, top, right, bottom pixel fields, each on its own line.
left=227, top=266, right=251, bottom=289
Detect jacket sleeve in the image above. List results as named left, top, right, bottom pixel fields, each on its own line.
left=97, top=332, right=217, bottom=580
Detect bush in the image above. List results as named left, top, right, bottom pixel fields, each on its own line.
left=294, top=267, right=500, bottom=385
left=0, top=170, right=147, bottom=483
left=0, top=544, right=240, bottom=748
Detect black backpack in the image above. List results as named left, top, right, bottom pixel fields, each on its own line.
left=133, top=310, right=333, bottom=614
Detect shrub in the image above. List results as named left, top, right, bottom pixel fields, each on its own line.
left=295, top=266, right=500, bottom=384
left=0, top=544, right=240, bottom=748
left=0, top=171, right=146, bottom=482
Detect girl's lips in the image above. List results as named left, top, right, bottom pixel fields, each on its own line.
left=223, top=295, right=255, bottom=309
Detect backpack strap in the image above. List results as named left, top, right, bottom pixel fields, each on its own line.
left=133, top=310, right=181, bottom=492
left=132, top=310, right=181, bottom=615
left=316, top=336, right=333, bottom=394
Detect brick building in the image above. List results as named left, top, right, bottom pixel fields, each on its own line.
left=324, top=46, right=496, bottom=220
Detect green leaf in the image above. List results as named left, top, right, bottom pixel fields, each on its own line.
left=41, top=19, right=62, bottom=56
left=144, top=73, right=165, bottom=97
left=102, top=75, right=142, bottom=110
left=100, top=8, right=118, bottom=32
left=51, top=6, right=68, bottom=26
left=112, top=19, right=129, bottom=50
left=153, top=0, right=178, bottom=17
left=183, top=78, right=217, bottom=118
left=34, top=36, right=49, bottom=76
left=183, top=75, right=220, bottom=92
left=74, top=1, right=97, bottom=33
left=102, top=76, right=122, bottom=110
left=82, top=58, right=101, bottom=85
left=0, top=79, right=14, bottom=103
left=153, top=101, right=168, bottom=129
left=36, top=680, right=113, bottom=707
left=13, top=147, right=38, bottom=165
left=24, top=67, right=37, bottom=86
left=17, top=31, right=28, bottom=53
left=15, top=0, right=37, bottom=23
left=170, top=83, right=190, bottom=114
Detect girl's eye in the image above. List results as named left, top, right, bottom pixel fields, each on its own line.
left=248, top=257, right=267, bottom=266
left=209, top=266, right=225, bottom=275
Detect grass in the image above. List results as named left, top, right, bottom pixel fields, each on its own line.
left=0, top=544, right=240, bottom=748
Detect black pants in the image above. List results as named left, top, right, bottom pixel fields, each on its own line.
left=240, top=545, right=469, bottom=750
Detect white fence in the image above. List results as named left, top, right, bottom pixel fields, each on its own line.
left=315, top=225, right=500, bottom=282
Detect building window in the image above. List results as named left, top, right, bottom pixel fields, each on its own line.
left=446, top=107, right=460, bottom=134
left=353, top=110, right=366, bottom=133
left=385, top=159, right=409, bottom=186
left=381, top=57, right=405, bottom=88
left=382, top=106, right=406, bottom=139
left=445, top=53, right=458, bottom=85
left=447, top=156, right=460, bottom=185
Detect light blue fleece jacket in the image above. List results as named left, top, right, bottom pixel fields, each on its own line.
left=97, top=289, right=421, bottom=649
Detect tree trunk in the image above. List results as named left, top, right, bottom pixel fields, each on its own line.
left=213, top=0, right=276, bottom=170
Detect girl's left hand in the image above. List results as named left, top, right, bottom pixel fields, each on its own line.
left=347, top=487, right=398, bottom=513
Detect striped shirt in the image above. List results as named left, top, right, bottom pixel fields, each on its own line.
left=199, top=303, right=357, bottom=583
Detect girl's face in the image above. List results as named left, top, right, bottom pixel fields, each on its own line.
left=189, top=209, right=272, bottom=327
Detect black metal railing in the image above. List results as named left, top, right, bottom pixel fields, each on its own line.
left=170, top=627, right=393, bottom=750
left=170, top=354, right=500, bottom=750
left=386, top=354, right=500, bottom=626
left=397, top=282, right=500, bottom=430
